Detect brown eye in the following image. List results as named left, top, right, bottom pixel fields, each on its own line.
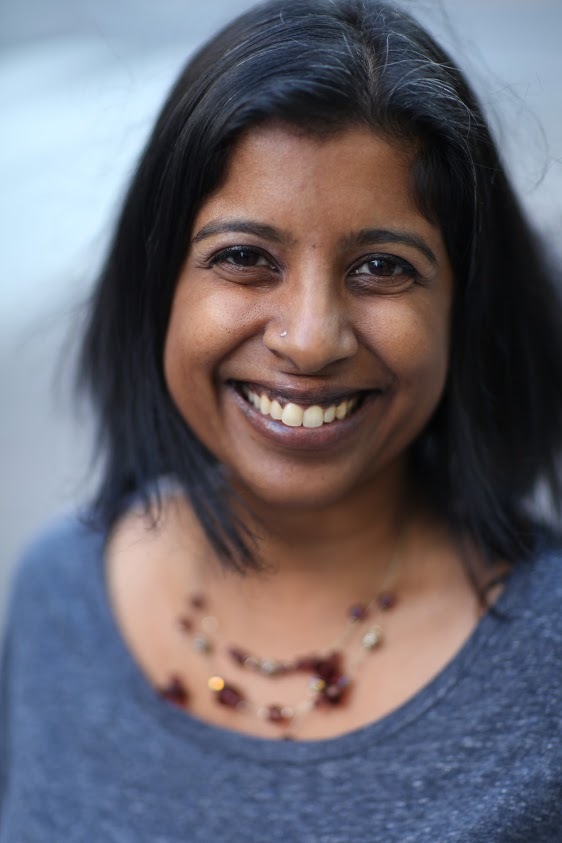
left=366, top=258, right=403, bottom=276
left=354, top=256, right=413, bottom=277
left=226, top=249, right=262, bottom=267
left=212, top=247, right=273, bottom=269
left=349, top=253, right=419, bottom=291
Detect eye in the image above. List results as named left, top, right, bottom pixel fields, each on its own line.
left=356, top=257, right=408, bottom=277
left=209, top=246, right=276, bottom=270
left=349, top=254, right=419, bottom=291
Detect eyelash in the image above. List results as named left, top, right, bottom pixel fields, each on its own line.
left=208, top=246, right=278, bottom=272
left=349, top=254, right=420, bottom=289
left=205, top=245, right=421, bottom=290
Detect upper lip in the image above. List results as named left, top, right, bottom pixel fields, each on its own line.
left=230, top=379, right=383, bottom=406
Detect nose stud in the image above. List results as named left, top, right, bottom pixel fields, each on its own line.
left=280, top=330, right=288, bottom=338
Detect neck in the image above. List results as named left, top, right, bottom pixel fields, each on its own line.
left=232, top=457, right=411, bottom=574
left=169, top=462, right=429, bottom=631
left=137, top=469, right=467, bottom=690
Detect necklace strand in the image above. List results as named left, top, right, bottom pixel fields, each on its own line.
left=190, top=587, right=394, bottom=728
left=159, top=533, right=405, bottom=735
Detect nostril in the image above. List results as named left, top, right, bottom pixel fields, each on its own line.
left=262, top=309, right=358, bottom=373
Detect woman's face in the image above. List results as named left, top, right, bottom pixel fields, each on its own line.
left=164, top=124, right=453, bottom=510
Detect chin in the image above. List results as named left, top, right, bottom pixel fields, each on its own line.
left=228, top=457, right=398, bottom=516
left=229, top=470, right=349, bottom=511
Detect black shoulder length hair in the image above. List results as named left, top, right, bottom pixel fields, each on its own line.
left=78, top=0, right=562, bottom=569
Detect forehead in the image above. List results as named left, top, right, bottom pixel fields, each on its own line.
left=194, top=123, right=440, bottom=248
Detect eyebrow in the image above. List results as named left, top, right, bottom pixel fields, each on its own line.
left=343, top=228, right=438, bottom=266
left=192, top=218, right=438, bottom=265
left=192, top=219, right=295, bottom=246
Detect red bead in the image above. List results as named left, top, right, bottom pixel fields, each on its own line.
left=377, top=591, right=397, bottom=610
left=217, top=683, right=245, bottom=709
left=348, top=603, right=368, bottom=621
left=266, top=705, right=286, bottom=723
left=228, top=646, right=249, bottom=665
left=314, top=652, right=342, bottom=684
left=319, top=676, right=351, bottom=706
left=160, top=676, right=189, bottom=707
left=296, top=656, right=317, bottom=672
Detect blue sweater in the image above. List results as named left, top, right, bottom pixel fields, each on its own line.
left=1, top=513, right=561, bottom=842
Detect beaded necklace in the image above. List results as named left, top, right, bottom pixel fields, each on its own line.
left=159, top=538, right=403, bottom=736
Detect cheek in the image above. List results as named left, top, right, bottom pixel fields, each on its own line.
left=163, top=287, right=229, bottom=455
left=401, top=317, right=449, bottom=386
left=363, top=297, right=451, bottom=394
left=164, top=284, right=240, bottom=383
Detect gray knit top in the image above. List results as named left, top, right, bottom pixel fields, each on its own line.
left=1, top=513, right=561, bottom=842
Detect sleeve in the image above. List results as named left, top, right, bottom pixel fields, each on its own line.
left=0, top=556, right=26, bottom=830
left=0, top=615, right=12, bottom=827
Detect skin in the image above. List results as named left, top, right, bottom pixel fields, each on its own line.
left=164, top=124, right=453, bottom=518
left=106, top=125, right=497, bottom=740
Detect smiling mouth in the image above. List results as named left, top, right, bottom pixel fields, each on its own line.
left=234, top=382, right=373, bottom=429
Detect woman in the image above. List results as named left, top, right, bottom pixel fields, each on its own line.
left=2, top=0, right=561, bottom=840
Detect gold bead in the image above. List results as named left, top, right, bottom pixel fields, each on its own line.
left=208, top=675, right=225, bottom=692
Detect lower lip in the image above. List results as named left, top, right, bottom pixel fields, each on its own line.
left=227, top=386, right=382, bottom=452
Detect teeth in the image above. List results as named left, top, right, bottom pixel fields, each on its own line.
left=270, top=399, right=283, bottom=420
left=259, top=394, right=271, bottom=415
left=335, top=401, right=348, bottom=420
left=303, top=406, right=324, bottom=428
left=243, top=387, right=360, bottom=428
left=281, top=402, right=304, bottom=427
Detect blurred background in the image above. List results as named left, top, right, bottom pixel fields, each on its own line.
left=1, top=0, right=561, bottom=612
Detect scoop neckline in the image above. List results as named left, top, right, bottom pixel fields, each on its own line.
left=88, top=512, right=533, bottom=766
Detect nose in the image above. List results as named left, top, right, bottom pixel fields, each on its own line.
left=263, top=276, right=358, bottom=373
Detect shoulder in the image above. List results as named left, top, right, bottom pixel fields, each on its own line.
left=518, top=542, right=562, bottom=635
left=4, top=510, right=106, bottom=633
left=496, top=543, right=562, bottom=711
